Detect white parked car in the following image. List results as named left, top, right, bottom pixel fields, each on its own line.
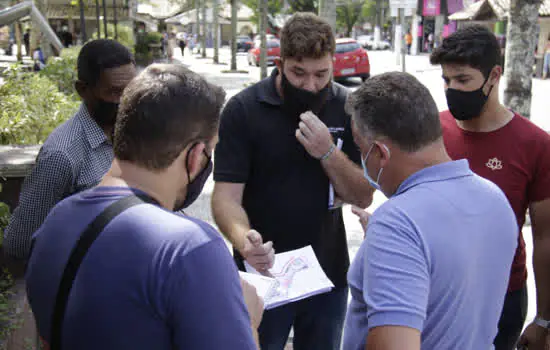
left=357, top=35, right=391, bottom=50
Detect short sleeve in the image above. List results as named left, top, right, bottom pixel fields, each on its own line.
left=341, top=117, right=361, bottom=165
left=213, top=97, right=252, bottom=183
left=364, top=210, right=429, bottom=332
left=527, top=134, right=550, bottom=203
left=166, top=239, right=257, bottom=350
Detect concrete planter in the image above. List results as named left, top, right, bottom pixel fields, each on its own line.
left=0, top=145, right=40, bottom=350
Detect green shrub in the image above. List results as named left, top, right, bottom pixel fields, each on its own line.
left=92, top=24, right=135, bottom=51
left=0, top=65, right=79, bottom=145
left=40, top=46, right=81, bottom=99
left=134, top=31, right=163, bottom=66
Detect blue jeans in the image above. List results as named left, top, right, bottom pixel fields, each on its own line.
left=259, top=286, right=348, bottom=350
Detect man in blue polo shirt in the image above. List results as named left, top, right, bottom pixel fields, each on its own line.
left=26, top=64, right=262, bottom=350
left=343, top=72, right=518, bottom=349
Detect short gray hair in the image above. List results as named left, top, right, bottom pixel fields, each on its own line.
left=345, top=72, right=442, bottom=152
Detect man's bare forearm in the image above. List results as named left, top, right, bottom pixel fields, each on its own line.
left=321, top=149, right=373, bottom=209
left=530, top=200, right=550, bottom=320
left=252, top=327, right=260, bottom=349
left=533, top=236, right=550, bottom=319
left=211, top=191, right=251, bottom=253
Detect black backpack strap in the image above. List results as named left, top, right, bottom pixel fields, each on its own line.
left=49, top=193, right=159, bottom=350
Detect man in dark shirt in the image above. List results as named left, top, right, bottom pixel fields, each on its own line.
left=212, top=12, right=373, bottom=350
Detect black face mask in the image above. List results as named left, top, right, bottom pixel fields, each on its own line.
left=445, top=74, right=493, bottom=121
left=281, top=69, right=330, bottom=119
left=90, top=98, right=119, bottom=130
left=174, top=145, right=213, bottom=211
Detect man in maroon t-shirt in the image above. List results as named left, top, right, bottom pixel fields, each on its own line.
left=431, top=26, right=550, bottom=350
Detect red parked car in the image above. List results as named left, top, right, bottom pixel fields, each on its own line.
left=248, top=39, right=281, bottom=67
left=333, top=38, right=370, bottom=81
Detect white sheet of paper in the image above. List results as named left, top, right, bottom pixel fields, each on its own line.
left=238, top=272, right=279, bottom=309
left=244, top=246, right=334, bottom=310
left=328, top=138, right=344, bottom=208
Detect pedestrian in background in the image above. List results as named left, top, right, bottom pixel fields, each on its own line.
left=179, top=33, right=186, bottom=57
left=543, top=34, right=550, bottom=79
left=405, top=31, right=412, bottom=54
left=431, top=25, right=550, bottom=350
left=167, top=32, right=177, bottom=63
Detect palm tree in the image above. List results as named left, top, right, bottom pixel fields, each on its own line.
left=230, top=0, right=237, bottom=70
left=503, top=0, right=542, bottom=119
left=201, top=0, right=207, bottom=57
left=195, top=0, right=200, bottom=48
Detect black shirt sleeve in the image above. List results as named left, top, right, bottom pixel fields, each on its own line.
left=341, top=116, right=361, bottom=165
left=213, top=97, right=251, bottom=183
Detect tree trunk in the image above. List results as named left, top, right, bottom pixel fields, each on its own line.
left=318, top=0, right=336, bottom=33
left=212, top=0, right=218, bottom=63
left=374, top=0, right=382, bottom=45
left=503, top=0, right=541, bottom=119
left=230, top=0, right=237, bottom=70
left=95, top=0, right=101, bottom=38
left=201, top=0, right=206, bottom=58
left=79, top=0, right=87, bottom=43
left=102, top=0, right=108, bottom=38
left=195, top=0, right=199, bottom=43
left=259, top=0, right=267, bottom=79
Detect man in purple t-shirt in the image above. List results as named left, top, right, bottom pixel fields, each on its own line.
left=26, top=64, right=263, bottom=350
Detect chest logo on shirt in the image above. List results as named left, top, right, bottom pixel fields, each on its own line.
left=486, top=157, right=503, bottom=171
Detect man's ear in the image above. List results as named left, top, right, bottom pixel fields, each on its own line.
left=378, top=141, right=392, bottom=169
left=183, top=142, right=205, bottom=180
left=75, top=80, right=88, bottom=100
left=490, top=66, right=503, bottom=85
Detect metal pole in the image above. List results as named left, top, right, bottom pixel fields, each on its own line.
left=102, top=0, right=108, bottom=38
left=113, top=0, right=118, bottom=40
left=79, top=0, right=87, bottom=42
left=95, top=0, right=101, bottom=38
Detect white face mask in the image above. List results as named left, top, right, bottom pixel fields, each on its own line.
left=361, top=143, right=390, bottom=192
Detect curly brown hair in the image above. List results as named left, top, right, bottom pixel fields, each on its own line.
left=280, top=12, right=335, bottom=61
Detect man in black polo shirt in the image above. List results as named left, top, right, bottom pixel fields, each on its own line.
left=212, top=12, right=373, bottom=350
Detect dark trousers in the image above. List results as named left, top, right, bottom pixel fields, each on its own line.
left=259, top=286, right=348, bottom=350
left=494, top=285, right=528, bottom=350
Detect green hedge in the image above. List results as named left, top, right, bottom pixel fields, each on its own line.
left=40, top=46, right=81, bottom=99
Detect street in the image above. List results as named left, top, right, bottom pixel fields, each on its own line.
left=179, top=47, right=541, bottom=328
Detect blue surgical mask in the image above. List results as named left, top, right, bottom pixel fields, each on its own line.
left=361, top=143, right=387, bottom=191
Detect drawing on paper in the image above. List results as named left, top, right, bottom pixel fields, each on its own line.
left=267, top=256, right=309, bottom=299
left=244, top=245, right=334, bottom=309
